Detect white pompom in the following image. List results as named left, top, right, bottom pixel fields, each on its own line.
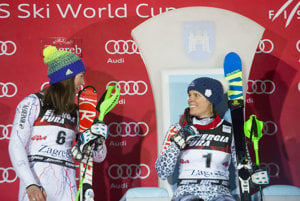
left=218, top=78, right=229, bottom=94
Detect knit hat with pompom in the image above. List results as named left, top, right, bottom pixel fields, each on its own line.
left=43, top=45, right=86, bottom=85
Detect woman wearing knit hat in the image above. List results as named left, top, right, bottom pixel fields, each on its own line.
left=155, top=77, right=237, bottom=201
left=9, top=46, right=108, bottom=201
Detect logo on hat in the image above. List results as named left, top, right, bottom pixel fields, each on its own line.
left=205, top=89, right=212, bottom=97
left=66, top=69, right=73, bottom=75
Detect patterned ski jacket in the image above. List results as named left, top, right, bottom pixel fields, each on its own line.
left=155, top=111, right=238, bottom=201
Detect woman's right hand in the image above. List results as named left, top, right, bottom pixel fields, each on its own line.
left=26, top=185, right=47, bottom=201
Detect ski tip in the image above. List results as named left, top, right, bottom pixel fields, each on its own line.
left=225, top=52, right=241, bottom=62
left=224, top=52, right=241, bottom=64
left=223, top=51, right=242, bottom=75
left=226, top=51, right=239, bottom=57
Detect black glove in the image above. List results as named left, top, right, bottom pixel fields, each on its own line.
left=171, top=125, right=198, bottom=149
left=93, top=136, right=105, bottom=151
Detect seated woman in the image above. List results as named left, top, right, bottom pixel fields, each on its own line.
left=155, top=77, right=237, bottom=201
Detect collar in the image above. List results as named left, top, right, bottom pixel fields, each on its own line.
left=182, top=112, right=221, bottom=130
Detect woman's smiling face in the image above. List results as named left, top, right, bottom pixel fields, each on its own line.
left=74, top=72, right=85, bottom=92
left=188, top=90, right=213, bottom=118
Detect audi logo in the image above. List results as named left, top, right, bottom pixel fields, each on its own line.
left=260, top=162, right=280, bottom=178
left=246, top=80, right=275, bottom=95
left=106, top=81, right=148, bottom=95
left=0, top=167, right=17, bottom=183
left=0, top=41, right=17, bottom=56
left=0, top=82, right=18, bottom=98
left=263, top=121, right=278, bottom=136
left=108, top=122, right=149, bottom=137
left=108, top=164, right=150, bottom=180
left=0, top=124, right=12, bottom=140
left=296, top=40, right=300, bottom=53
left=256, top=39, right=274, bottom=54
left=105, top=40, right=140, bottom=55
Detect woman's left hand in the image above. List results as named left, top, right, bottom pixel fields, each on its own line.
left=26, top=185, right=47, bottom=201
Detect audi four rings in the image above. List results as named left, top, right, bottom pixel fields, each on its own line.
left=0, top=41, right=17, bottom=56
left=106, top=81, right=148, bottom=95
left=108, top=122, right=149, bottom=137
left=0, top=82, right=18, bottom=98
left=108, top=164, right=150, bottom=180
left=0, top=125, right=12, bottom=140
left=256, top=39, right=274, bottom=53
left=0, top=167, right=17, bottom=183
left=260, top=162, right=280, bottom=177
left=247, top=80, right=275, bottom=94
left=105, top=40, right=140, bottom=55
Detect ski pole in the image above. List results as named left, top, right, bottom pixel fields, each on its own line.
left=244, top=114, right=263, bottom=166
left=96, top=85, right=120, bottom=122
